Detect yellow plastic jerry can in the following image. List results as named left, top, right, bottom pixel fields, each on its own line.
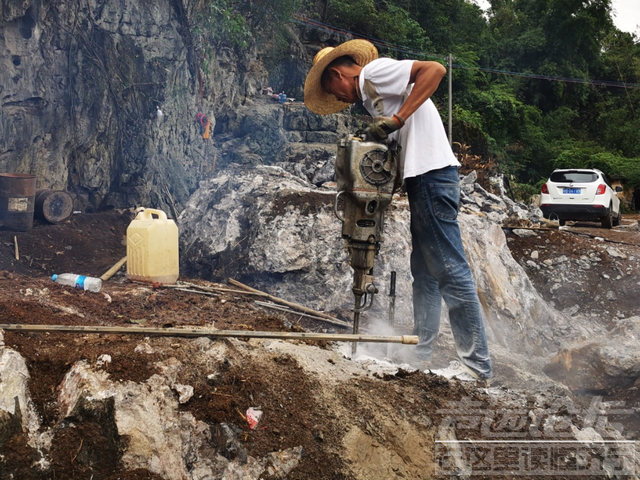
left=126, top=208, right=179, bottom=284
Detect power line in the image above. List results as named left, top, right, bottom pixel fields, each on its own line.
left=292, top=14, right=447, bottom=61
left=452, top=63, right=640, bottom=89
left=293, top=14, right=640, bottom=90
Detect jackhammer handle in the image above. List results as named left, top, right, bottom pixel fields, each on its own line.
left=334, top=190, right=345, bottom=222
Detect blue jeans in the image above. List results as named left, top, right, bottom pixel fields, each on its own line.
left=405, top=166, right=493, bottom=379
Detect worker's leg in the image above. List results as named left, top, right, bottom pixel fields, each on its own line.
left=406, top=167, right=492, bottom=379
left=410, top=221, right=442, bottom=361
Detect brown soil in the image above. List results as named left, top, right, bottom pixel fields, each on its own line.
left=505, top=213, right=640, bottom=325
left=0, top=209, right=134, bottom=278
left=0, top=210, right=638, bottom=479
left=0, top=211, right=353, bottom=478
left=1, top=211, right=445, bottom=479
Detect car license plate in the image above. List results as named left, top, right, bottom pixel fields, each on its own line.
left=563, top=188, right=581, bottom=194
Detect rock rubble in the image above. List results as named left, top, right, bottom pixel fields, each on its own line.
left=178, top=163, right=598, bottom=358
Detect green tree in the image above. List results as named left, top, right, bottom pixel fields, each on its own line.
left=202, top=0, right=639, bottom=192
left=325, top=0, right=430, bottom=54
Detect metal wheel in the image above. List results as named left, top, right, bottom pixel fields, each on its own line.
left=359, top=150, right=392, bottom=186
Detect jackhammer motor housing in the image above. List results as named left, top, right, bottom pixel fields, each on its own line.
left=335, top=135, right=398, bottom=244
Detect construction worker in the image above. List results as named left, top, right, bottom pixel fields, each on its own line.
left=304, top=39, right=493, bottom=384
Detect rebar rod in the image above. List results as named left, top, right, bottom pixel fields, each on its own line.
left=388, top=271, right=396, bottom=327
left=0, top=324, right=418, bottom=344
left=228, top=279, right=350, bottom=327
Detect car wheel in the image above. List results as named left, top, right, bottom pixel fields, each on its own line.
left=601, top=206, right=613, bottom=229
left=613, top=210, right=622, bottom=227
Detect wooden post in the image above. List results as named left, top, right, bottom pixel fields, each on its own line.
left=100, top=256, right=127, bottom=281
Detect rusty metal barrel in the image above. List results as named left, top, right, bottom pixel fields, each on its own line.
left=0, top=173, right=36, bottom=231
left=35, top=189, right=74, bottom=224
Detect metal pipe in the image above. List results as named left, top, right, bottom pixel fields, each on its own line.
left=0, top=324, right=418, bottom=344
left=388, top=271, right=396, bottom=327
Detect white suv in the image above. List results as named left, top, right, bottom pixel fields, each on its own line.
left=540, top=168, right=622, bottom=228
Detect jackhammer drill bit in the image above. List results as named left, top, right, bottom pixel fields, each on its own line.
left=351, top=311, right=360, bottom=355
left=349, top=243, right=378, bottom=355
left=351, top=292, right=369, bottom=355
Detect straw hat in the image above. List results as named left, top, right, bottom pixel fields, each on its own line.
left=304, top=39, right=378, bottom=115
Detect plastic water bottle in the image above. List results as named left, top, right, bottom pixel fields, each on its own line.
left=52, top=273, right=102, bottom=293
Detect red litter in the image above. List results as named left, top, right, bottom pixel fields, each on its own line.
left=246, top=407, right=263, bottom=430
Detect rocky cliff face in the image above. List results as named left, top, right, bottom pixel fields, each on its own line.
left=0, top=0, right=282, bottom=213
left=213, top=97, right=358, bottom=175
left=0, top=0, right=365, bottom=218
left=0, top=0, right=350, bottom=215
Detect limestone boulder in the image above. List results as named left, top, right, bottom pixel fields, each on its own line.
left=178, top=164, right=414, bottom=323
left=56, top=347, right=303, bottom=480
left=178, top=166, right=591, bottom=356
left=0, top=330, right=40, bottom=447
left=544, top=316, right=640, bottom=392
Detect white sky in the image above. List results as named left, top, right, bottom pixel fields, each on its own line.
left=610, top=0, right=640, bottom=35
left=472, top=0, right=640, bottom=35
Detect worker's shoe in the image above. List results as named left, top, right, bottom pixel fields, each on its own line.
left=477, top=378, right=495, bottom=388
left=430, top=360, right=489, bottom=385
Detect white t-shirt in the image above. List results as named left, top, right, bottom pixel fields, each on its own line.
left=359, top=58, right=460, bottom=179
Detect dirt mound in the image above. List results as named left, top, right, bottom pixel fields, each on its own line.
left=0, top=273, right=474, bottom=478
left=0, top=211, right=638, bottom=479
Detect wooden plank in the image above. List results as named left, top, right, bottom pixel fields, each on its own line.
left=0, top=323, right=417, bottom=344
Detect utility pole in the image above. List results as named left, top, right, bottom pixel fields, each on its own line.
left=448, top=53, right=453, bottom=146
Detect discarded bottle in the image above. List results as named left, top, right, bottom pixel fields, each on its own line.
left=51, top=273, right=102, bottom=293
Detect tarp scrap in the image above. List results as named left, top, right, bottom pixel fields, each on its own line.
left=196, top=112, right=210, bottom=139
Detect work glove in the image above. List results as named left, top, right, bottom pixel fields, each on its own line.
left=366, top=114, right=405, bottom=142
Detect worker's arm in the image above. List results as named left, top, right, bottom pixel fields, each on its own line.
left=396, top=61, right=447, bottom=122
left=367, top=60, right=447, bottom=141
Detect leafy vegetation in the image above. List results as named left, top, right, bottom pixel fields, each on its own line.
left=554, top=147, right=640, bottom=188
left=193, top=0, right=303, bottom=73
left=193, top=0, right=251, bottom=51
left=199, top=0, right=640, bottom=194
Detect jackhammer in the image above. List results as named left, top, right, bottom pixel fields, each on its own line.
left=334, top=131, right=399, bottom=352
